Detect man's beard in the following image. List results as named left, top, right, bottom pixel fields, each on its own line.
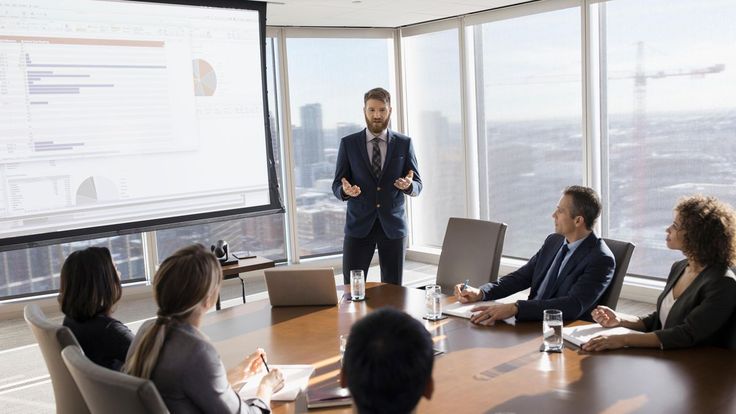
left=365, top=114, right=390, bottom=134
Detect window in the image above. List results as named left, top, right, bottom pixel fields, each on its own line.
left=472, top=4, right=584, bottom=259
left=403, top=25, right=467, bottom=248
left=285, top=33, right=395, bottom=257
left=0, top=235, right=144, bottom=299
left=602, top=0, right=736, bottom=278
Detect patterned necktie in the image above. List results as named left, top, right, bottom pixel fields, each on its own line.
left=541, top=244, right=569, bottom=299
left=371, top=137, right=382, bottom=177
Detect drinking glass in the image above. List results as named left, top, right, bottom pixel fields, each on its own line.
left=339, top=334, right=348, bottom=366
left=542, top=309, right=563, bottom=351
left=425, top=284, right=442, bottom=320
left=350, top=270, right=365, bottom=301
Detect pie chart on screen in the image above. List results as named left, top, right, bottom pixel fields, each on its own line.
left=193, top=58, right=217, bottom=96
left=76, top=176, right=118, bottom=205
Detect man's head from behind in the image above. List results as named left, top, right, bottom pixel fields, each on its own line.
left=340, top=307, right=434, bottom=414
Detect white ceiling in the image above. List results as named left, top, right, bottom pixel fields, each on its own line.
left=261, top=0, right=521, bottom=28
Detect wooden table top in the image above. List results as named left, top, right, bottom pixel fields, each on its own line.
left=201, top=283, right=736, bottom=414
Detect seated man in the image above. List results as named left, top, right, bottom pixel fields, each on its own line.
left=455, top=185, right=615, bottom=324
left=340, top=308, right=434, bottom=414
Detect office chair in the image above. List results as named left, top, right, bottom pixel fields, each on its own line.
left=434, top=217, right=507, bottom=295
left=23, top=304, right=90, bottom=414
left=62, top=345, right=169, bottom=414
left=599, top=238, right=636, bottom=310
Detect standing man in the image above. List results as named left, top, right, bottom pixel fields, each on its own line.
left=455, top=186, right=615, bottom=323
left=332, top=87, right=422, bottom=285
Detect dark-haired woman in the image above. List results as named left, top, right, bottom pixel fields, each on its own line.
left=58, top=247, right=133, bottom=370
left=584, top=195, right=736, bottom=351
left=124, top=245, right=283, bottom=413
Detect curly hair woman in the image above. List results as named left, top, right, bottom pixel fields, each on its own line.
left=584, top=195, right=736, bottom=350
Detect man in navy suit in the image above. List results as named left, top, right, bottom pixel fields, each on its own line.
left=454, top=186, right=615, bottom=322
left=332, top=87, right=422, bottom=285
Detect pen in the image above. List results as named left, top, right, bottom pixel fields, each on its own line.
left=260, top=354, right=270, bottom=373
left=461, top=279, right=469, bottom=292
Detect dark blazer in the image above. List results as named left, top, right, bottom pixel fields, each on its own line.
left=641, top=260, right=736, bottom=349
left=63, top=314, right=133, bottom=371
left=331, top=129, right=422, bottom=239
left=481, top=232, right=615, bottom=321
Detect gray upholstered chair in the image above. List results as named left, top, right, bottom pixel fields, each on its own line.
left=599, top=238, right=636, bottom=310
left=62, top=345, right=169, bottom=414
left=23, top=304, right=90, bottom=414
left=434, top=217, right=507, bottom=295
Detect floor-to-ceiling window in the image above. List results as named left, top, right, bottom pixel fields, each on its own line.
left=403, top=22, right=468, bottom=248
left=284, top=30, right=395, bottom=258
left=469, top=2, right=584, bottom=258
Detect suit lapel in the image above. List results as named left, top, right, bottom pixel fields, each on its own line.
left=660, top=260, right=703, bottom=328
left=532, top=237, right=564, bottom=294
left=381, top=130, right=396, bottom=180
left=550, top=233, right=596, bottom=292
left=356, top=129, right=375, bottom=181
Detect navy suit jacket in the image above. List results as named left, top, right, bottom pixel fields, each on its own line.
left=481, top=232, right=615, bottom=321
left=332, top=129, right=422, bottom=239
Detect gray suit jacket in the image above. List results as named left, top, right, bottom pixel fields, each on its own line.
left=129, top=320, right=269, bottom=413
left=641, top=260, right=736, bottom=349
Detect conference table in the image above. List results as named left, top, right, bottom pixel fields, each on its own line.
left=201, top=282, right=736, bottom=413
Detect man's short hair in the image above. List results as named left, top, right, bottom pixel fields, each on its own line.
left=363, top=87, right=391, bottom=106
left=343, top=308, right=433, bottom=414
left=563, top=185, right=602, bottom=230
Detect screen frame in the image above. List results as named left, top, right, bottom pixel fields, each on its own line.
left=0, top=0, right=283, bottom=252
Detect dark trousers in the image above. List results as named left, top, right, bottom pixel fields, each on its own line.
left=342, top=219, right=406, bottom=286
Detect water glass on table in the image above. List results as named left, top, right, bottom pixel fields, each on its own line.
left=350, top=270, right=365, bottom=301
left=424, top=284, right=442, bottom=320
left=542, top=309, right=563, bottom=352
left=339, top=334, right=348, bottom=366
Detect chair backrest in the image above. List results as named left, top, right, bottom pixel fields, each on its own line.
left=24, top=304, right=90, bottom=414
left=435, top=217, right=507, bottom=295
left=62, top=345, right=169, bottom=414
left=598, top=238, right=636, bottom=310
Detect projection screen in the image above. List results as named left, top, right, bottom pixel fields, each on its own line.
left=0, top=0, right=281, bottom=251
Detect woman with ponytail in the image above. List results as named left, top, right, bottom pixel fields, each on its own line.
left=124, top=244, right=283, bottom=413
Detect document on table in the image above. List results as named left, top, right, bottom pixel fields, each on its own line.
left=562, top=324, right=640, bottom=347
left=443, top=301, right=516, bottom=326
left=239, top=365, right=314, bottom=401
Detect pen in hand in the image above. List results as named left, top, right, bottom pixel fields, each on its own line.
left=461, top=279, right=469, bottom=292
left=260, top=354, right=270, bottom=373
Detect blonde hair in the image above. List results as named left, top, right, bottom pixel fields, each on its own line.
left=123, top=244, right=222, bottom=379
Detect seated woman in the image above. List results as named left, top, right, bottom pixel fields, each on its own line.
left=58, top=246, right=133, bottom=370
left=584, top=195, right=736, bottom=351
left=124, top=244, right=283, bottom=413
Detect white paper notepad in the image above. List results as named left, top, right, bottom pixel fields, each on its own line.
left=443, top=301, right=516, bottom=326
left=562, top=324, right=640, bottom=347
left=239, top=364, right=314, bottom=401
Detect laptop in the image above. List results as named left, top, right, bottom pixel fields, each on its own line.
left=264, top=267, right=339, bottom=306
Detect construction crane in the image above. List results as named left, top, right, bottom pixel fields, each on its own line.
left=612, top=41, right=724, bottom=242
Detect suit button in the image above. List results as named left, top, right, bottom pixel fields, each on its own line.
left=376, top=204, right=381, bottom=208
left=377, top=187, right=381, bottom=191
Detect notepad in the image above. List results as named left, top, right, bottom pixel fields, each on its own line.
left=239, top=364, right=314, bottom=402
left=306, top=385, right=352, bottom=409
left=562, top=323, right=640, bottom=347
left=443, top=301, right=516, bottom=326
